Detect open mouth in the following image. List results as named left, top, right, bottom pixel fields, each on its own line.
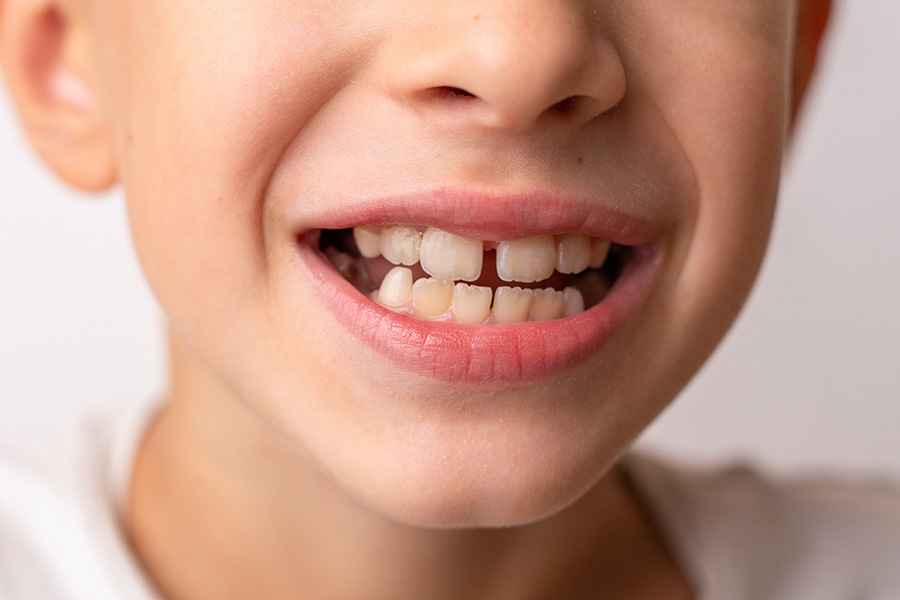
left=291, top=191, right=660, bottom=382
left=317, top=225, right=629, bottom=325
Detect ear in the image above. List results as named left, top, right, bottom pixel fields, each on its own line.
left=791, top=0, right=833, bottom=123
left=0, top=0, right=116, bottom=191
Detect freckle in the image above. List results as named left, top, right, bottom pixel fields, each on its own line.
left=577, top=156, right=584, bottom=165
left=473, top=14, right=480, bottom=21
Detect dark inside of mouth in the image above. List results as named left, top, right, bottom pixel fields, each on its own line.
left=318, top=228, right=627, bottom=310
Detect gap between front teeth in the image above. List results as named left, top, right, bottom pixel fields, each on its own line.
left=350, top=224, right=611, bottom=325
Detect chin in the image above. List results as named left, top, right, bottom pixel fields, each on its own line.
left=320, top=414, right=622, bottom=529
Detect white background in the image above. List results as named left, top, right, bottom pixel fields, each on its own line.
left=2, top=2, right=899, bottom=477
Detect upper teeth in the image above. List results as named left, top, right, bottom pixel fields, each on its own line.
left=352, top=225, right=382, bottom=259
left=496, top=235, right=557, bottom=283
left=379, top=225, right=422, bottom=266
left=419, top=227, right=483, bottom=282
left=555, top=233, right=591, bottom=274
left=358, top=225, right=609, bottom=284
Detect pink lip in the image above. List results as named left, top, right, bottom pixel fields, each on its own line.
left=291, top=188, right=664, bottom=384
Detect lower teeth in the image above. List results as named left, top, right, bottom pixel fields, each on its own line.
left=320, top=229, right=620, bottom=324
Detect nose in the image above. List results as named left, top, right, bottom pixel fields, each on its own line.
left=382, top=1, right=626, bottom=132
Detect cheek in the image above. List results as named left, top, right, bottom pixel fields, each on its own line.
left=679, top=56, right=788, bottom=349
left=92, top=1, right=367, bottom=349
left=672, top=44, right=788, bottom=323
left=619, top=3, right=794, bottom=369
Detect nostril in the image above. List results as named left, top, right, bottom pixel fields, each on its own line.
left=548, top=95, right=614, bottom=123
left=551, top=96, right=578, bottom=115
left=433, top=86, right=478, bottom=100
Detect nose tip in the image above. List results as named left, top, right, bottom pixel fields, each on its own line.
left=384, top=4, right=626, bottom=131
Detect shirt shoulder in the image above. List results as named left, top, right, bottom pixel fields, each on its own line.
left=624, top=452, right=900, bottom=600
left=0, top=406, right=160, bottom=600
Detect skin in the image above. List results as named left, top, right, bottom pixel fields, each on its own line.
left=0, top=0, right=831, bottom=598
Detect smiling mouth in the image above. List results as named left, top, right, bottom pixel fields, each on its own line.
left=291, top=189, right=660, bottom=381
left=318, top=225, right=628, bottom=324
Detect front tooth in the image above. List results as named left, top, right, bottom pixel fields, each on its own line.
left=380, top=225, right=421, bottom=266
left=496, top=236, right=556, bottom=283
left=377, top=266, right=413, bottom=307
left=556, top=233, right=591, bottom=274
left=528, top=288, right=565, bottom=321
left=452, top=283, right=492, bottom=324
left=412, top=277, right=453, bottom=318
left=353, top=226, right=382, bottom=259
left=420, top=228, right=483, bottom=282
left=589, top=238, right=611, bottom=268
left=563, top=286, right=585, bottom=317
left=491, top=286, right=533, bottom=324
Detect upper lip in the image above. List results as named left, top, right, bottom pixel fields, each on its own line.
left=291, top=185, right=668, bottom=247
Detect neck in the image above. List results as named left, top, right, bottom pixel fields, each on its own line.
left=124, top=336, right=690, bottom=600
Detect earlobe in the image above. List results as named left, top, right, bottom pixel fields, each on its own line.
left=791, top=0, right=833, bottom=123
left=0, top=0, right=116, bottom=191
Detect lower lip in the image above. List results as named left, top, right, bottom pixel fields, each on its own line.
left=296, top=241, right=659, bottom=384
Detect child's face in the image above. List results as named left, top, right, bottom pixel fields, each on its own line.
left=77, top=0, right=810, bottom=525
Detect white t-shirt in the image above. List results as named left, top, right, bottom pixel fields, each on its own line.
left=1, top=404, right=899, bottom=599
left=0, top=405, right=158, bottom=599
left=623, top=454, right=900, bottom=599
